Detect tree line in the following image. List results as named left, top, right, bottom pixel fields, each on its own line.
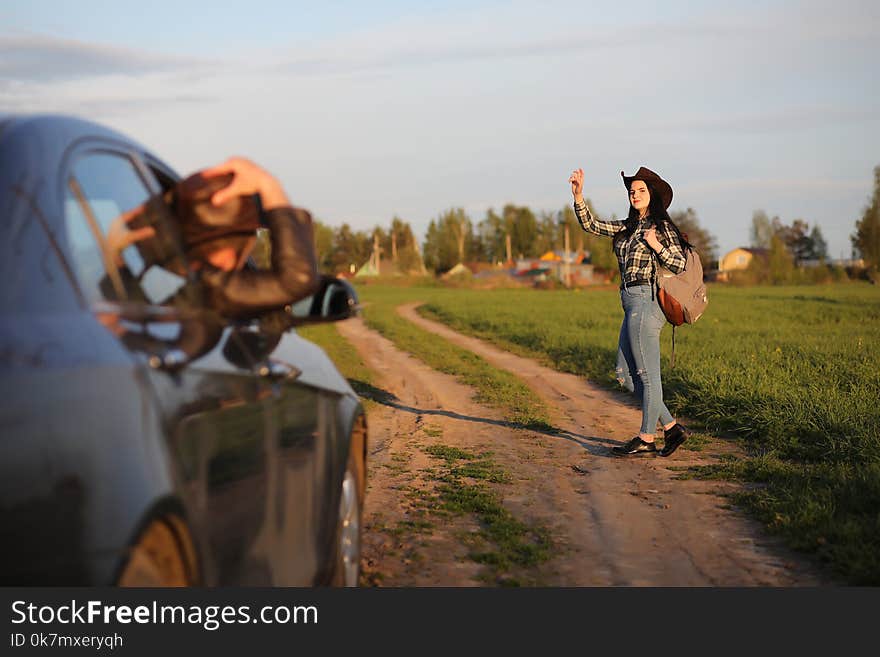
left=311, top=164, right=879, bottom=283
left=421, top=202, right=719, bottom=275
left=852, top=165, right=880, bottom=278
left=312, top=216, right=424, bottom=275
left=735, top=211, right=838, bottom=285
left=736, top=165, right=880, bottom=284
left=750, top=211, right=829, bottom=262
left=313, top=200, right=717, bottom=277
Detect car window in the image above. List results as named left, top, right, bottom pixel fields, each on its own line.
left=64, top=151, right=187, bottom=307
left=0, top=188, right=81, bottom=314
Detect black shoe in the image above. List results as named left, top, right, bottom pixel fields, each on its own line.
left=660, top=423, right=689, bottom=457
left=611, top=436, right=657, bottom=456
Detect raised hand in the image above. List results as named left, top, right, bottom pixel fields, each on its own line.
left=200, top=157, right=289, bottom=210
left=106, top=205, right=156, bottom=267
left=568, top=168, right=584, bottom=201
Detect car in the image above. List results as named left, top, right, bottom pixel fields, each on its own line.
left=0, top=114, right=368, bottom=586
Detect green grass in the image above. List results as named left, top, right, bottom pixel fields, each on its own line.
left=356, top=286, right=552, bottom=430
left=296, top=323, right=376, bottom=402
left=355, top=282, right=880, bottom=584
left=675, top=457, right=880, bottom=584
left=424, top=445, right=511, bottom=483
left=421, top=444, right=553, bottom=584
left=411, top=285, right=880, bottom=462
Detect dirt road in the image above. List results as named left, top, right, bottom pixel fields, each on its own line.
left=337, top=305, right=824, bottom=586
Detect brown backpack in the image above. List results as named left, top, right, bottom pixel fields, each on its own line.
left=654, top=246, right=708, bottom=366
left=655, top=246, right=708, bottom=326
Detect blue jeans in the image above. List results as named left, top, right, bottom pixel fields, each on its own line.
left=615, top=284, right=674, bottom=435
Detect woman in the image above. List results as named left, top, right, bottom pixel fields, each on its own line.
left=179, top=157, right=320, bottom=319
left=106, top=157, right=319, bottom=319
left=568, top=166, right=690, bottom=457
left=99, top=157, right=319, bottom=362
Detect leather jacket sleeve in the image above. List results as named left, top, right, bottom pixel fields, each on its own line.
left=199, top=206, right=320, bottom=319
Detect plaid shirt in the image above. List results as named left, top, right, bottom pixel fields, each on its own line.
left=573, top=199, right=686, bottom=283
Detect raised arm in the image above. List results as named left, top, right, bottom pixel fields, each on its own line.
left=200, top=206, right=319, bottom=317
left=568, top=168, right=625, bottom=237
left=197, top=158, right=320, bottom=318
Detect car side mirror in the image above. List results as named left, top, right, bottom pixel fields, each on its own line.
left=287, top=275, right=360, bottom=325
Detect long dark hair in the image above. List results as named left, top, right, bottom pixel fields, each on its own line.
left=612, top=180, right=692, bottom=250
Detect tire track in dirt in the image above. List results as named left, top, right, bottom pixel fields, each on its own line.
left=340, top=307, right=825, bottom=586
left=337, top=316, right=611, bottom=586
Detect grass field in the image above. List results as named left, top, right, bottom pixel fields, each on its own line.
left=349, top=281, right=880, bottom=584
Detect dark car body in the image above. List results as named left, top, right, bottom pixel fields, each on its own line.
left=0, top=114, right=366, bottom=585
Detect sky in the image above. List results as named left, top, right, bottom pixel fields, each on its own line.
left=2, top=0, right=879, bottom=261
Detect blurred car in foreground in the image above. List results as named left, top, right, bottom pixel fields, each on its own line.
left=0, top=114, right=367, bottom=585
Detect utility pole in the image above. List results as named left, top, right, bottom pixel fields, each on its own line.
left=414, top=238, right=428, bottom=275
left=373, top=233, right=381, bottom=273
left=506, top=233, right=512, bottom=265
left=452, top=220, right=465, bottom=265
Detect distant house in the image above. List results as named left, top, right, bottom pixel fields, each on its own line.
left=354, top=256, right=427, bottom=278
left=514, top=259, right=551, bottom=278
left=440, top=262, right=473, bottom=279
left=538, top=250, right=590, bottom=264
left=514, top=255, right=601, bottom=286
left=717, top=247, right=768, bottom=281
left=353, top=259, right=380, bottom=277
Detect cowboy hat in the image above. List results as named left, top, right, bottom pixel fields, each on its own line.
left=621, top=166, right=673, bottom=209
left=126, top=171, right=261, bottom=271
left=171, top=171, right=261, bottom=249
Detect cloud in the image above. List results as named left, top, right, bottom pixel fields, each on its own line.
left=0, top=34, right=210, bottom=82
left=14, top=93, right=213, bottom=119
left=265, top=0, right=878, bottom=80
left=270, top=21, right=753, bottom=78
left=0, top=33, right=224, bottom=119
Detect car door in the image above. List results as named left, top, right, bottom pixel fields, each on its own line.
left=62, top=146, right=274, bottom=584
left=234, top=315, right=345, bottom=584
